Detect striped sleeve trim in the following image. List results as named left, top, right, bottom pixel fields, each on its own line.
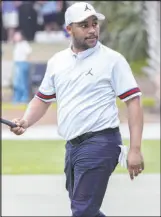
left=118, top=87, right=141, bottom=100
left=36, top=91, right=56, bottom=100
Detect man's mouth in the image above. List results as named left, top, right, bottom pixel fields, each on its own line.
left=86, top=36, right=97, bottom=40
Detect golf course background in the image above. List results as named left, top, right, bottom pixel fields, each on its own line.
left=2, top=139, right=160, bottom=175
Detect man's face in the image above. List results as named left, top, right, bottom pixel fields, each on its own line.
left=67, top=16, right=100, bottom=51
left=13, top=32, right=23, bottom=43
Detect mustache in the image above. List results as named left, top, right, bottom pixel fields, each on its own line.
left=85, top=35, right=98, bottom=39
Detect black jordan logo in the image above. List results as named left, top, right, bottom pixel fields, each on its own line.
left=84, top=4, right=91, bottom=11
left=85, top=68, right=93, bottom=76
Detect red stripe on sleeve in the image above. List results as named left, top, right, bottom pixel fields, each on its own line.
left=118, top=87, right=141, bottom=100
left=36, top=91, right=56, bottom=100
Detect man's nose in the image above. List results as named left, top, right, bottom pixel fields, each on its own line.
left=88, top=26, right=96, bottom=34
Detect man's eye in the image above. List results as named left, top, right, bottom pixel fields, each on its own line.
left=81, top=24, right=88, bottom=28
left=93, top=22, right=98, bottom=26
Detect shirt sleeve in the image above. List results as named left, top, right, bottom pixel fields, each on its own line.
left=35, top=59, right=56, bottom=102
left=111, top=54, right=142, bottom=102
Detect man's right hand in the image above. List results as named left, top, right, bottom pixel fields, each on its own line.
left=10, top=118, right=28, bottom=135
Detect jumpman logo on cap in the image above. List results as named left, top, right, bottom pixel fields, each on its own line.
left=84, top=4, right=91, bottom=11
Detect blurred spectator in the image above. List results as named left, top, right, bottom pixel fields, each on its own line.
left=33, top=1, right=44, bottom=31
left=56, top=1, right=69, bottom=28
left=38, top=1, right=64, bottom=32
left=1, top=2, right=6, bottom=41
left=12, top=31, right=32, bottom=103
left=2, top=1, right=69, bottom=43
left=2, top=1, right=20, bottom=43
left=1, top=19, right=7, bottom=42
left=18, top=2, right=37, bottom=41
left=34, top=1, right=69, bottom=43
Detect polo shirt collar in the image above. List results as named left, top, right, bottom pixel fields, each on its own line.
left=69, top=41, right=101, bottom=59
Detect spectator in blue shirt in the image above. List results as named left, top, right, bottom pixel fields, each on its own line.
left=2, top=1, right=21, bottom=42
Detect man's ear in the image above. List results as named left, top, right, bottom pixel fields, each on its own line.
left=66, top=25, right=72, bottom=36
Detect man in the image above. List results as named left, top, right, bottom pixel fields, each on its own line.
left=38, top=1, right=64, bottom=31
left=10, top=2, right=144, bottom=217
left=2, top=1, right=19, bottom=43
left=12, top=31, right=32, bottom=103
left=18, top=2, right=37, bottom=41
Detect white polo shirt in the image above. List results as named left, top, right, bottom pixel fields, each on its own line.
left=36, top=41, right=142, bottom=140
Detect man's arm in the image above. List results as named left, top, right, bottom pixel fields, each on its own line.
left=10, top=97, right=52, bottom=135
left=125, top=96, right=144, bottom=180
left=110, top=54, right=144, bottom=179
left=23, top=97, right=52, bottom=127
left=125, top=96, right=144, bottom=151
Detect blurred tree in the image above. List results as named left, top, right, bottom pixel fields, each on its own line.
left=143, top=1, right=160, bottom=110
left=93, top=1, right=148, bottom=62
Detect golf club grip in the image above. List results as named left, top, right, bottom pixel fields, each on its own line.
left=0, top=118, right=17, bottom=128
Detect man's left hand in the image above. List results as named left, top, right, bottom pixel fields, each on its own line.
left=127, top=148, right=144, bottom=180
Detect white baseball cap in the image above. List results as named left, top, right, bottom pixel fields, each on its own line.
left=65, top=2, right=105, bottom=26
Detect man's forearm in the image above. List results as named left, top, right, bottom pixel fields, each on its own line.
left=22, top=97, right=52, bottom=127
left=126, top=97, right=144, bottom=151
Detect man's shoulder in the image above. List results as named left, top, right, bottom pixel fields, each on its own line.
left=100, top=43, right=123, bottom=59
left=48, top=48, right=70, bottom=64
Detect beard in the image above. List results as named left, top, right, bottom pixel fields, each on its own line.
left=72, top=35, right=98, bottom=51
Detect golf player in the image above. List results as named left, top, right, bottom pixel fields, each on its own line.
left=10, top=2, right=144, bottom=217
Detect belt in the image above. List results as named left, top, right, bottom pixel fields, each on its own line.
left=69, top=127, right=119, bottom=146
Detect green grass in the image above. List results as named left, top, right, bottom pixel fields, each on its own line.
left=130, top=59, right=148, bottom=76
left=2, top=140, right=160, bottom=175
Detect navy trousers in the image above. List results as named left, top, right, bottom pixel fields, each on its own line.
left=64, top=129, right=122, bottom=217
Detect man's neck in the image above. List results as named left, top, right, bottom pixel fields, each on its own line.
left=71, top=45, right=87, bottom=54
